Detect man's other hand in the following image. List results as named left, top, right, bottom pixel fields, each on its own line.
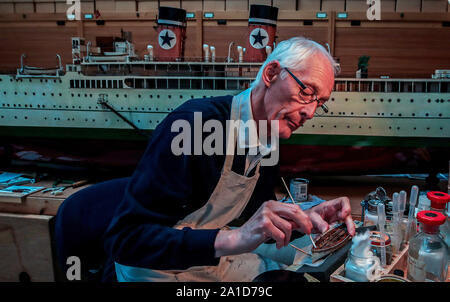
left=304, top=196, right=356, bottom=237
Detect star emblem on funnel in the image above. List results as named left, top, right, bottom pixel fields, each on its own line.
left=158, top=29, right=177, bottom=50
left=249, top=28, right=268, bottom=49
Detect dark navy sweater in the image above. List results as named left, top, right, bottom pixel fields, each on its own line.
left=103, top=95, right=279, bottom=270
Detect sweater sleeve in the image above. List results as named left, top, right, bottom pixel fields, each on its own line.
left=103, top=109, right=222, bottom=270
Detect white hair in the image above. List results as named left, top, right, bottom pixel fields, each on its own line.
left=250, top=36, right=340, bottom=89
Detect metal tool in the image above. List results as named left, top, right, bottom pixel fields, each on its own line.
left=377, top=202, right=387, bottom=267
left=281, top=177, right=317, bottom=249
left=43, top=179, right=89, bottom=196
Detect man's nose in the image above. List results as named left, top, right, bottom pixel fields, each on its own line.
left=301, top=102, right=318, bottom=119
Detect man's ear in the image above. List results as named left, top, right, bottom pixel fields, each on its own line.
left=262, top=60, right=282, bottom=87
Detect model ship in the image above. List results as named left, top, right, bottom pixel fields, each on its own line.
left=0, top=5, right=449, bottom=177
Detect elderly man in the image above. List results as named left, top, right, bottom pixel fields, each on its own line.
left=56, top=37, right=355, bottom=282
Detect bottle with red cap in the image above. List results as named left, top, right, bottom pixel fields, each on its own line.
left=427, top=191, right=450, bottom=247
left=407, top=210, right=449, bottom=282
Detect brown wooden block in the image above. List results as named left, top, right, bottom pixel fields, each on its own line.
left=36, top=3, right=55, bottom=14
left=159, top=0, right=181, bottom=8
left=381, top=0, right=395, bottom=12
left=14, top=3, right=34, bottom=13
left=115, top=0, right=136, bottom=12
left=0, top=213, right=54, bottom=282
left=396, top=0, right=421, bottom=12
left=204, top=0, right=225, bottom=11
left=181, top=0, right=203, bottom=11
left=346, top=0, right=368, bottom=12
left=298, top=0, right=320, bottom=11
left=322, top=0, right=345, bottom=11
left=81, top=1, right=95, bottom=14
left=225, top=0, right=248, bottom=11
left=0, top=3, right=14, bottom=13
left=96, top=0, right=116, bottom=12
left=249, top=0, right=272, bottom=8
left=55, top=2, right=69, bottom=13
left=138, top=0, right=158, bottom=12
left=422, top=0, right=448, bottom=12
left=273, top=0, right=297, bottom=10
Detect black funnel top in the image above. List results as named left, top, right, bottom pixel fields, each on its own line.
left=158, top=6, right=187, bottom=26
left=249, top=4, right=278, bottom=25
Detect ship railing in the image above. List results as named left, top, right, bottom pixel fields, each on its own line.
left=334, top=78, right=450, bottom=93
left=69, top=76, right=255, bottom=91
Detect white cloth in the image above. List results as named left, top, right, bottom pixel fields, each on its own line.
left=234, top=88, right=275, bottom=176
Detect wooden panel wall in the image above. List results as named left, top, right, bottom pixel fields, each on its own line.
left=0, top=23, right=77, bottom=71
left=335, top=27, right=450, bottom=78
left=1, top=0, right=449, bottom=13
left=0, top=2, right=449, bottom=78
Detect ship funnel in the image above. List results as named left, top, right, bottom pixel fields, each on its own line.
left=155, top=6, right=187, bottom=61
left=237, top=46, right=244, bottom=63
left=210, top=46, right=216, bottom=62
left=244, top=4, right=278, bottom=62
left=203, top=44, right=210, bottom=62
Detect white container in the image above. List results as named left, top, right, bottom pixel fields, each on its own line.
left=289, top=178, right=309, bottom=202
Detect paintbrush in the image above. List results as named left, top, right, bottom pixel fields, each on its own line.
left=281, top=177, right=317, bottom=249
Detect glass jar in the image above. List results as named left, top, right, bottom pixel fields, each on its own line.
left=345, top=250, right=381, bottom=282
left=427, top=191, right=450, bottom=248
left=369, top=231, right=393, bottom=265
left=407, top=210, right=449, bottom=282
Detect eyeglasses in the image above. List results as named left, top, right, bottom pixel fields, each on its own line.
left=284, top=68, right=329, bottom=115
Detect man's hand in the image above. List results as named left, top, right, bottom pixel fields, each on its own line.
left=214, top=200, right=313, bottom=257
left=304, top=196, right=356, bottom=237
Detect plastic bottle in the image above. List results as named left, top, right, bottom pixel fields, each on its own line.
left=427, top=191, right=450, bottom=248
left=407, top=210, right=449, bottom=282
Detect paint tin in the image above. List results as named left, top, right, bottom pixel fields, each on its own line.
left=289, top=178, right=309, bottom=202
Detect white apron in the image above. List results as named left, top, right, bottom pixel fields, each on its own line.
left=115, top=95, right=284, bottom=282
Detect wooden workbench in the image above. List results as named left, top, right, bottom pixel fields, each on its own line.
left=0, top=179, right=91, bottom=282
